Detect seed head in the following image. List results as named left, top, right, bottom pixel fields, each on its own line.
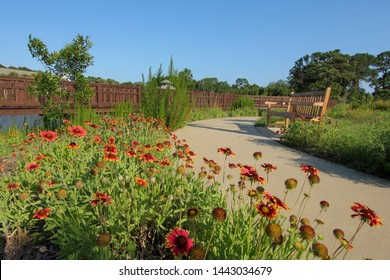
left=320, top=200, right=330, bottom=210
left=285, top=178, right=298, bottom=190
left=333, top=228, right=345, bottom=239
left=266, top=223, right=282, bottom=239
left=57, top=189, right=68, bottom=199
left=299, top=225, right=316, bottom=240
left=212, top=207, right=227, bottom=222
left=300, top=218, right=310, bottom=226
left=19, top=192, right=29, bottom=201
left=312, top=242, right=329, bottom=259
left=308, top=174, right=320, bottom=185
left=96, top=233, right=112, bottom=247
left=188, top=244, right=205, bottom=260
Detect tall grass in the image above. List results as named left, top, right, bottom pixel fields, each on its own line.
left=282, top=104, right=390, bottom=179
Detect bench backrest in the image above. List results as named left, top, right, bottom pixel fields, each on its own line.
left=287, top=87, right=331, bottom=119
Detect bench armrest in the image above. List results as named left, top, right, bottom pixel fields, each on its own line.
left=265, top=101, right=278, bottom=108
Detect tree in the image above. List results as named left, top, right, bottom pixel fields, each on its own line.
left=234, top=78, right=250, bottom=90
left=178, top=68, right=196, bottom=90
left=265, top=80, right=292, bottom=96
left=372, top=51, right=390, bottom=99
left=196, top=77, right=219, bottom=92
left=27, top=34, right=94, bottom=127
left=288, top=50, right=380, bottom=101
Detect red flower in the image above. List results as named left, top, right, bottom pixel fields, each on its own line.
left=228, top=163, right=238, bottom=169
left=263, top=191, right=289, bottom=211
left=125, top=148, right=137, bottom=157
left=67, top=142, right=80, bottom=149
left=165, top=227, right=194, bottom=256
left=351, top=202, right=382, bottom=227
left=108, top=137, right=115, bottom=144
left=25, top=162, right=39, bottom=171
left=217, top=147, right=236, bottom=157
left=35, top=155, right=47, bottom=161
left=68, top=125, right=87, bottom=137
left=131, top=141, right=140, bottom=146
left=93, top=136, right=101, bottom=143
left=104, top=152, right=119, bottom=162
left=40, top=130, right=58, bottom=142
left=139, top=153, right=158, bottom=163
left=90, top=192, right=112, bottom=206
left=33, top=208, right=52, bottom=219
left=103, top=144, right=118, bottom=154
left=261, top=163, right=277, bottom=174
left=84, top=121, right=101, bottom=128
left=6, top=183, right=20, bottom=190
left=300, top=164, right=320, bottom=176
left=63, top=120, right=70, bottom=125
left=255, top=201, right=278, bottom=219
left=135, top=177, right=148, bottom=186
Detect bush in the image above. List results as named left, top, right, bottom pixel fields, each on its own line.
left=141, top=60, right=193, bottom=130
left=229, top=96, right=255, bottom=110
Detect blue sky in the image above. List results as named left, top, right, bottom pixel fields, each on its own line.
left=1, top=0, right=389, bottom=87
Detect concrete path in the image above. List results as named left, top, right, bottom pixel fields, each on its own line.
left=175, top=117, right=390, bottom=260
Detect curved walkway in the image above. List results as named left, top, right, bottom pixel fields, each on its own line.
left=175, top=117, right=390, bottom=260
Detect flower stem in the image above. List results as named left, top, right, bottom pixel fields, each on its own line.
left=204, top=223, right=217, bottom=260
left=291, top=173, right=308, bottom=211
left=342, top=220, right=365, bottom=260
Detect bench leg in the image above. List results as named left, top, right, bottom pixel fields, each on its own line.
left=266, top=107, right=271, bottom=128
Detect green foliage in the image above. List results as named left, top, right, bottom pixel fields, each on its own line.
left=288, top=50, right=378, bottom=101
left=28, top=71, right=70, bottom=129
left=229, top=96, right=255, bottom=110
left=372, top=99, right=390, bottom=110
left=141, top=59, right=193, bottom=130
left=371, top=51, right=390, bottom=99
left=282, top=107, right=390, bottom=179
left=27, top=34, right=94, bottom=128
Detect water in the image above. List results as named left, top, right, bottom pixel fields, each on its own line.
left=0, top=114, right=43, bottom=131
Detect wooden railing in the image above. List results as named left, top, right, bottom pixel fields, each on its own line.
left=0, top=76, right=339, bottom=115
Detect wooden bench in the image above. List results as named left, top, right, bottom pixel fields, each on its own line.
left=265, top=87, right=331, bottom=128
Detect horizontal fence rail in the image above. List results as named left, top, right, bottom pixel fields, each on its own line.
left=0, top=76, right=339, bottom=115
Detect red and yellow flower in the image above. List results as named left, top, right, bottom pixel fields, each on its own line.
left=300, top=164, right=320, bottom=176
left=217, top=147, right=236, bottom=157
left=68, top=125, right=87, bottom=137
left=351, top=202, right=382, bottom=227
left=40, top=130, right=58, bottom=142
left=90, top=192, right=112, bottom=206
left=135, top=177, right=148, bottom=186
left=104, top=152, right=119, bottom=162
left=33, top=208, right=52, bottom=220
left=6, top=183, right=20, bottom=190
left=67, top=142, right=80, bottom=149
left=165, top=227, right=194, bottom=256
left=263, top=191, right=289, bottom=211
left=261, top=163, right=277, bottom=174
left=25, top=162, right=39, bottom=171
left=255, top=201, right=278, bottom=219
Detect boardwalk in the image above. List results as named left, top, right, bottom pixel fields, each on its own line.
left=175, top=117, right=390, bottom=260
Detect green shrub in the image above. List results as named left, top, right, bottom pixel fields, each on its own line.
left=141, top=60, right=193, bottom=130
left=229, top=96, right=255, bottom=110
left=373, top=99, right=390, bottom=111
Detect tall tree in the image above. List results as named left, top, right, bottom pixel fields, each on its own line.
left=372, top=51, right=390, bottom=99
